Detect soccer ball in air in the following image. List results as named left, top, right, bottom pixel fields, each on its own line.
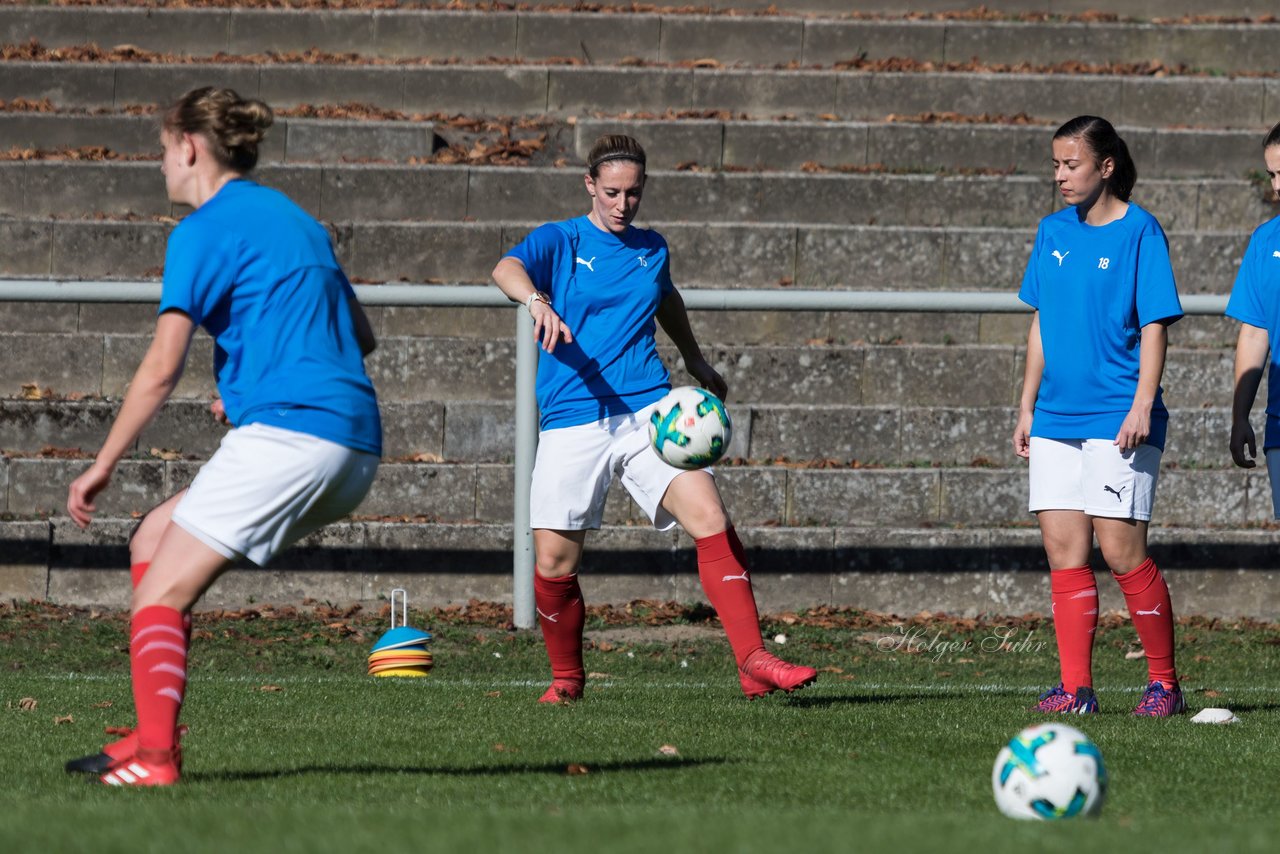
left=992, top=723, right=1107, bottom=820
left=648, top=386, right=732, bottom=470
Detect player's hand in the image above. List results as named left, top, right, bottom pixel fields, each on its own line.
left=210, top=398, right=229, bottom=425
left=530, top=301, right=573, bottom=354
left=1230, top=420, right=1258, bottom=468
left=1012, top=410, right=1033, bottom=459
left=67, top=462, right=112, bottom=529
left=1114, top=406, right=1151, bottom=452
left=687, top=356, right=728, bottom=401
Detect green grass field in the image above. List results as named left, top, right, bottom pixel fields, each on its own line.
left=2, top=601, right=1279, bottom=853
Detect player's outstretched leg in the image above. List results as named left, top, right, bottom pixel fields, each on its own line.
left=1114, top=558, right=1185, bottom=716
left=695, top=527, right=817, bottom=699
left=534, top=570, right=586, bottom=703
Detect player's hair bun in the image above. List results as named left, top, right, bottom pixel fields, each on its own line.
left=163, top=87, right=275, bottom=173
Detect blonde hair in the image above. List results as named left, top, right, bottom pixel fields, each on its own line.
left=163, top=87, right=273, bottom=172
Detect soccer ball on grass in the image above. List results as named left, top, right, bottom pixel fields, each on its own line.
left=648, top=386, right=732, bottom=470
left=992, top=723, right=1107, bottom=820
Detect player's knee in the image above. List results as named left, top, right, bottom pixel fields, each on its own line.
left=534, top=552, right=578, bottom=578
left=680, top=501, right=729, bottom=539
left=1102, top=548, right=1147, bottom=575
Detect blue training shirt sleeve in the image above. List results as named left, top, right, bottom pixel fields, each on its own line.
left=1134, top=222, right=1183, bottom=327
left=157, top=219, right=234, bottom=325
left=1018, top=221, right=1043, bottom=308
left=1226, top=231, right=1266, bottom=328
left=505, top=223, right=568, bottom=293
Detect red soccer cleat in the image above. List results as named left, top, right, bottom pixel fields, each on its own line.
left=737, top=650, right=818, bottom=699
left=1030, top=684, right=1100, bottom=714
left=1132, top=681, right=1186, bottom=717
left=65, top=725, right=188, bottom=775
left=537, top=678, right=584, bottom=704
left=97, top=748, right=181, bottom=787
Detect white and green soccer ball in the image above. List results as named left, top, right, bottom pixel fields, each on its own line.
left=992, top=723, right=1107, bottom=820
left=648, top=386, right=732, bottom=470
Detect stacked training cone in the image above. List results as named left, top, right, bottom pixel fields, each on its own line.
left=369, top=589, right=433, bottom=678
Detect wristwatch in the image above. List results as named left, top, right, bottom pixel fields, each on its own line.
left=525, top=291, right=550, bottom=311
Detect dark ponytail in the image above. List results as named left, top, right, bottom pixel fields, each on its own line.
left=1053, top=115, right=1136, bottom=202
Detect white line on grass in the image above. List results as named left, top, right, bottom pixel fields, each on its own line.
left=7, top=673, right=1276, bottom=694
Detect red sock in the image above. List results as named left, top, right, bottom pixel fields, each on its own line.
left=1113, top=557, right=1177, bottom=686
left=695, top=527, right=765, bottom=666
left=130, top=605, right=188, bottom=753
left=534, top=572, right=585, bottom=683
left=132, top=561, right=191, bottom=642
left=1049, top=565, right=1098, bottom=693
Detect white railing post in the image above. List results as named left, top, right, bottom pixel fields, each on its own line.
left=512, top=308, right=539, bottom=629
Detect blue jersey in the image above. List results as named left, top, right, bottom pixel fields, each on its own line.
left=1018, top=203, right=1183, bottom=450
left=505, top=216, right=675, bottom=430
left=1225, top=216, right=1280, bottom=449
left=158, top=179, right=382, bottom=456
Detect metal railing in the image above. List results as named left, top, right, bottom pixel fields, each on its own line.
left=0, top=279, right=1231, bottom=627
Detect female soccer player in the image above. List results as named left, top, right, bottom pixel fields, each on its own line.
left=491, top=134, right=817, bottom=703
left=1228, top=122, right=1280, bottom=510
left=64, top=87, right=382, bottom=785
left=1012, top=116, right=1186, bottom=717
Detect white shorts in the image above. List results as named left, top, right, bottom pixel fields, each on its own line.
left=1027, top=437, right=1161, bottom=521
left=172, top=423, right=379, bottom=566
left=530, top=402, right=703, bottom=531
left=1266, top=449, right=1280, bottom=520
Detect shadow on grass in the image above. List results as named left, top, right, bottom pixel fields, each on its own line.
left=785, top=690, right=1024, bottom=709
left=186, top=755, right=731, bottom=784
left=1206, top=701, right=1280, bottom=714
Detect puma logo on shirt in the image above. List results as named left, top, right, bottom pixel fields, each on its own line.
left=1051, top=249, right=1069, bottom=266
left=575, top=256, right=596, bottom=272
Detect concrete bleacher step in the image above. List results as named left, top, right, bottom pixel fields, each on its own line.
left=2, top=161, right=1275, bottom=233
left=0, top=396, right=1256, bottom=469
left=5, top=516, right=1276, bottom=615
left=5, top=5, right=1280, bottom=72
left=0, top=451, right=1271, bottom=530
left=2, top=1, right=1276, bottom=613
left=507, top=0, right=1279, bottom=16
left=0, top=215, right=1256, bottom=292
left=3, top=113, right=1270, bottom=179
left=4, top=60, right=1276, bottom=128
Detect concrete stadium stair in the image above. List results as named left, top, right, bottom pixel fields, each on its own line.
left=2, top=1, right=1278, bottom=614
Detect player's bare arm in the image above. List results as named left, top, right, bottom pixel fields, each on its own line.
left=1114, top=321, right=1168, bottom=451
left=656, top=287, right=728, bottom=401
left=1231, top=322, right=1269, bottom=467
left=67, top=311, right=195, bottom=528
left=491, top=256, right=573, bottom=354
left=1013, top=311, right=1043, bottom=459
